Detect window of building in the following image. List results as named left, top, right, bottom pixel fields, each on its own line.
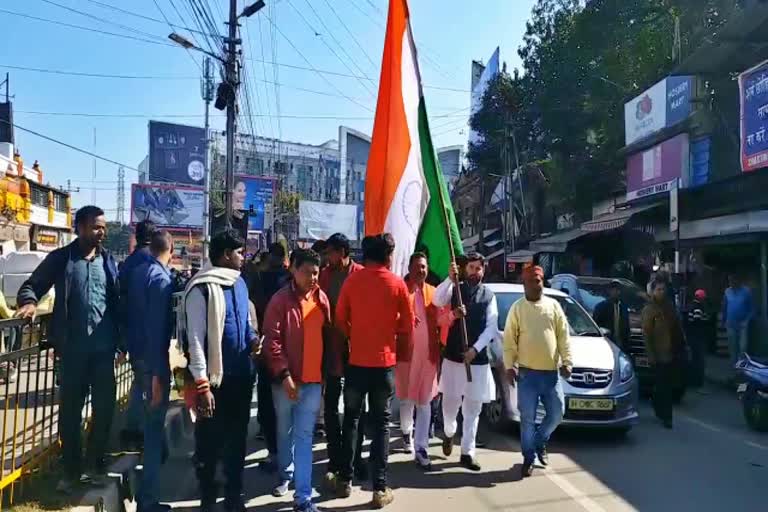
left=256, top=159, right=264, bottom=174
left=31, top=186, right=47, bottom=207
left=54, top=193, right=67, bottom=212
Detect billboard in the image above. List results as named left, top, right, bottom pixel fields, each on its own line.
left=626, top=133, right=689, bottom=202
left=131, top=183, right=204, bottom=228
left=299, top=201, right=358, bottom=241
left=437, top=145, right=462, bottom=191
left=469, top=47, right=500, bottom=146
left=624, top=76, right=693, bottom=146
left=148, top=121, right=206, bottom=185
left=739, top=59, right=768, bottom=172
left=234, top=175, right=275, bottom=231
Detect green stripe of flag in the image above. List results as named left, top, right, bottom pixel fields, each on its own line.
left=415, top=97, right=463, bottom=280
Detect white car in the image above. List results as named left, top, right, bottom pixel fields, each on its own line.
left=483, top=283, right=640, bottom=434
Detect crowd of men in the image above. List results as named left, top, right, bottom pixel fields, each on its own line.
left=14, top=205, right=574, bottom=512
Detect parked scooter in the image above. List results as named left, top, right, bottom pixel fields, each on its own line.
left=735, top=354, right=768, bottom=432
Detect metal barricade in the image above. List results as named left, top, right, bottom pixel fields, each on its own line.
left=0, top=314, right=133, bottom=509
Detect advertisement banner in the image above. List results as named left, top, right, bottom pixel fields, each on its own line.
left=131, top=183, right=204, bottom=229
left=739, top=59, right=768, bottom=172
left=148, top=121, right=206, bottom=185
left=234, top=175, right=275, bottom=231
left=166, top=228, right=203, bottom=267
left=469, top=47, right=500, bottom=146
left=624, top=76, right=693, bottom=146
left=299, top=201, right=358, bottom=241
left=626, top=133, right=689, bottom=202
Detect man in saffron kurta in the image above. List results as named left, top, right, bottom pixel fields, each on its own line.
left=395, top=253, right=440, bottom=470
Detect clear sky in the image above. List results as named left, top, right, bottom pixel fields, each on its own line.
left=1, top=0, right=536, bottom=217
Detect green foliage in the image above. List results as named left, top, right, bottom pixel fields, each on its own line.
left=467, top=0, right=740, bottom=217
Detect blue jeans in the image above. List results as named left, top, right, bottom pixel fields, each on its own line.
left=274, top=382, right=322, bottom=506
left=125, top=359, right=147, bottom=433
left=518, top=368, right=564, bottom=464
left=137, top=371, right=170, bottom=510
left=727, top=324, right=749, bottom=367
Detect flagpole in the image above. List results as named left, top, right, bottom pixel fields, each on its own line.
left=434, top=157, right=473, bottom=383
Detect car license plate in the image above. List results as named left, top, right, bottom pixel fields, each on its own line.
left=568, top=398, right=615, bottom=411
left=634, top=355, right=650, bottom=368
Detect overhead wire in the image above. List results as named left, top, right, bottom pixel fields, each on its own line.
left=261, top=12, right=374, bottom=112
left=151, top=0, right=202, bottom=71
left=81, top=0, right=218, bottom=38
left=320, top=0, right=378, bottom=72
left=286, top=0, right=376, bottom=99
left=268, top=2, right=284, bottom=139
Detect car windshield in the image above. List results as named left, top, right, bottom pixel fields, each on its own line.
left=494, top=291, right=602, bottom=337
left=576, top=279, right=648, bottom=312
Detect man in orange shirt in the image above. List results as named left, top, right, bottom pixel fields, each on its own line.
left=335, top=234, right=414, bottom=509
left=263, top=249, right=331, bottom=512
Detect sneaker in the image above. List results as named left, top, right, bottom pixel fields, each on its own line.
left=315, top=424, right=326, bottom=439
left=459, top=454, right=481, bottom=472
left=336, top=479, right=352, bottom=499
left=322, top=471, right=337, bottom=492
left=372, top=487, right=394, bottom=509
left=441, top=435, right=454, bottom=457
left=402, top=432, right=414, bottom=454
left=272, top=480, right=291, bottom=497
left=536, top=445, right=549, bottom=466
left=522, top=461, right=534, bottom=478
left=294, top=501, right=321, bottom=512
left=415, top=448, right=431, bottom=470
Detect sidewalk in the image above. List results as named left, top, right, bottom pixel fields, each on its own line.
left=705, top=354, right=733, bottom=388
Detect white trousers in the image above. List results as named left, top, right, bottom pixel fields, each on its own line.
left=399, top=400, right=431, bottom=452
left=441, top=394, right=483, bottom=458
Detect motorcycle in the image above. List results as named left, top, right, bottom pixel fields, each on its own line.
left=735, top=354, right=768, bottom=432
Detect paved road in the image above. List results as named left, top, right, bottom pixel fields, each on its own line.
left=154, top=384, right=766, bottom=512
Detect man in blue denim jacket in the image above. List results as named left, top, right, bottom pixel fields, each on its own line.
left=119, top=220, right=157, bottom=448
left=131, top=230, right=175, bottom=512
left=16, top=206, right=122, bottom=492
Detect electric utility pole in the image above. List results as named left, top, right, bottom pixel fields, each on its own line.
left=224, top=0, right=239, bottom=228
left=201, top=56, right=214, bottom=261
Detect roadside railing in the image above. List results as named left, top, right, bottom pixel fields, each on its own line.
left=0, top=314, right=133, bottom=510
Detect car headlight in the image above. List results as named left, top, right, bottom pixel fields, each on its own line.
left=619, top=352, right=634, bottom=382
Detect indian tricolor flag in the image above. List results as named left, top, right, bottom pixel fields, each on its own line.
left=364, top=0, right=463, bottom=278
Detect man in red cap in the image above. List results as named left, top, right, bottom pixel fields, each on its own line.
left=503, top=265, right=572, bottom=478
left=686, top=289, right=711, bottom=389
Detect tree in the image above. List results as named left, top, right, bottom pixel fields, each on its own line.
left=103, top=221, right=132, bottom=256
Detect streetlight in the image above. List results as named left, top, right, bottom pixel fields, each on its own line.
left=240, top=0, right=266, bottom=18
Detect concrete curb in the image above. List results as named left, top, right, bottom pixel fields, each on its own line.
left=68, top=454, right=139, bottom=512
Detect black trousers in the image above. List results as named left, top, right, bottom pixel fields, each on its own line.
left=325, top=376, right=365, bottom=474
left=340, top=366, right=394, bottom=491
left=59, top=350, right=116, bottom=478
left=256, top=363, right=277, bottom=455
left=195, top=375, right=255, bottom=502
left=653, top=363, right=676, bottom=422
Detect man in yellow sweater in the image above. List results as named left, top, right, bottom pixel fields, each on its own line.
left=503, top=266, right=572, bottom=478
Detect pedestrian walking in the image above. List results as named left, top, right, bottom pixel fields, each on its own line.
left=686, top=289, right=711, bottom=389
left=503, top=265, right=572, bottom=478
left=335, top=233, right=413, bottom=509
left=642, top=279, right=686, bottom=429
left=132, top=230, right=175, bottom=512
left=247, top=242, right=291, bottom=472
left=119, top=220, right=158, bottom=449
left=433, top=253, right=498, bottom=472
left=179, top=229, right=260, bottom=512
left=396, top=252, right=441, bottom=470
left=264, top=249, right=330, bottom=512
left=16, top=206, right=122, bottom=492
left=593, top=280, right=630, bottom=352
left=317, top=233, right=367, bottom=490
left=722, top=274, right=754, bottom=367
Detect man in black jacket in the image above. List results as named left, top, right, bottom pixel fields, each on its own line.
left=16, top=206, right=122, bottom=493
left=593, top=280, right=631, bottom=352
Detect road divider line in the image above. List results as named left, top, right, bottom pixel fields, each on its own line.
left=544, top=469, right=609, bottom=512
left=678, top=412, right=768, bottom=451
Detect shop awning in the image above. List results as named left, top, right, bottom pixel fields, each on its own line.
left=507, top=249, right=536, bottom=263
left=529, top=228, right=588, bottom=254
left=486, top=248, right=505, bottom=260
left=580, top=202, right=662, bottom=233
left=461, top=228, right=500, bottom=250
left=656, top=209, right=768, bottom=243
